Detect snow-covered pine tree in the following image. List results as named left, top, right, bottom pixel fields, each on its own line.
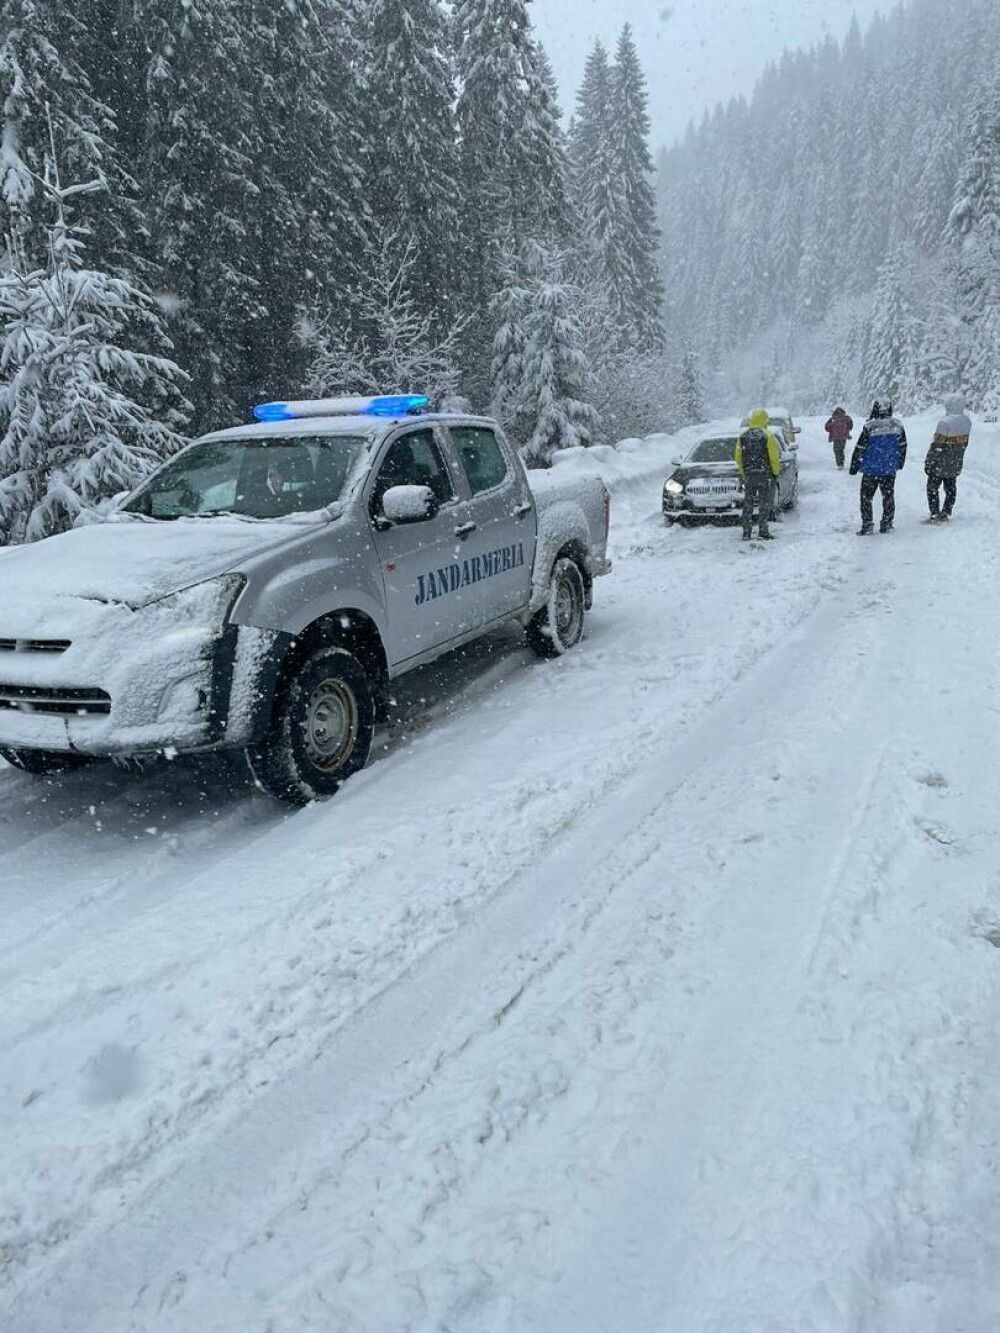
left=242, top=0, right=370, bottom=411
left=770, top=179, right=800, bottom=307
left=300, top=233, right=465, bottom=402
left=859, top=243, right=917, bottom=409
left=0, top=146, right=187, bottom=545
left=143, top=0, right=260, bottom=430
left=0, top=0, right=132, bottom=269
left=365, top=0, right=461, bottom=336
left=947, top=74, right=1000, bottom=411
left=454, top=0, right=569, bottom=404
left=525, top=40, right=571, bottom=245
left=490, top=240, right=598, bottom=466
left=569, top=39, right=612, bottom=254
left=603, top=25, right=664, bottom=352
left=674, top=347, right=704, bottom=425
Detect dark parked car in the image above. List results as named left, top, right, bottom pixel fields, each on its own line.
left=663, top=434, right=799, bottom=526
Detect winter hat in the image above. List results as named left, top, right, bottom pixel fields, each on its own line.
left=747, top=408, right=769, bottom=429
left=944, top=392, right=964, bottom=414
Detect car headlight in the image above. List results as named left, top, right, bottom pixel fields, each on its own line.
left=665, top=479, right=684, bottom=496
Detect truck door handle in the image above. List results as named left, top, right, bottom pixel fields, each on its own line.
left=454, top=521, right=477, bottom=540
left=513, top=502, right=532, bottom=519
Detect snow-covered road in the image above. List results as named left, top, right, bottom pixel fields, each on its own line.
left=3, top=417, right=1000, bottom=1331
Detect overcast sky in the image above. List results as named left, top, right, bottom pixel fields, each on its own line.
left=532, top=0, right=884, bottom=149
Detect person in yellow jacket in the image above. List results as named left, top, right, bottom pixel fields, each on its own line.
left=735, top=409, right=782, bottom=541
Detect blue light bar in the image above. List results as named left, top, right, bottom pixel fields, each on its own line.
left=253, top=402, right=294, bottom=422
left=252, top=394, right=430, bottom=423
left=365, top=395, right=430, bottom=416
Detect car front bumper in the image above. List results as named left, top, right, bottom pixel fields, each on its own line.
left=663, top=491, right=744, bottom=516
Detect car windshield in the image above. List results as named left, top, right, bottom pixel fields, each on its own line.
left=123, top=435, right=367, bottom=520
left=688, top=438, right=737, bottom=464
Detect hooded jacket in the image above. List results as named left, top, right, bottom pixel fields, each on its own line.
left=924, top=394, right=972, bottom=478
left=824, top=408, right=853, bottom=443
left=735, top=409, right=781, bottom=478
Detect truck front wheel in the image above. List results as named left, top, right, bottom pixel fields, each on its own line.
left=246, top=645, right=375, bottom=804
left=526, top=557, right=586, bottom=658
left=0, top=746, right=92, bottom=776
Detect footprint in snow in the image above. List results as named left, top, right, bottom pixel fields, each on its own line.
left=917, top=819, right=958, bottom=848
left=82, top=1043, right=144, bottom=1104
left=970, top=914, right=1000, bottom=949
left=916, top=771, right=949, bottom=789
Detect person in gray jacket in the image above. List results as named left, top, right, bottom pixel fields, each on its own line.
left=924, top=393, right=972, bottom=523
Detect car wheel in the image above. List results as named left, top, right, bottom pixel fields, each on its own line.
left=246, top=644, right=375, bottom=804
left=0, top=746, right=93, bottom=776
left=526, top=556, right=586, bottom=658
left=663, top=513, right=675, bottom=527
left=677, top=514, right=697, bottom=528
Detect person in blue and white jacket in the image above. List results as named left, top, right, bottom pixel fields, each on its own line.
left=849, top=401, right=908, bottom=534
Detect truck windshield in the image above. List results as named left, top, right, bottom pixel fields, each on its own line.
left=123, top=435, right=367, bottom=520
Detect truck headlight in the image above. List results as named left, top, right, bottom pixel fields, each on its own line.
left=665, top=479, right=684, bottom=496
left=143, top=574, right=247, bottom=639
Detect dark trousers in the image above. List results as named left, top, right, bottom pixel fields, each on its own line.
left=833, top=440, right=846, bottom=468
left=742, top=474, right=774, bottom=536
left=927, top=474, right=957, bottom=517
left=860, top=474, right=896, bottom=529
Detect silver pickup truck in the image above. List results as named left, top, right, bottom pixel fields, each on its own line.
left=0, top=396, right=610, bottom=802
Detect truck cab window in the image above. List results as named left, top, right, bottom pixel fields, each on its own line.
left=371, top=430, right=455, bottom=515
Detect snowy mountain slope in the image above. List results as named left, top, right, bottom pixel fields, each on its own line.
left=3, top=417, right=1000, bottom=1331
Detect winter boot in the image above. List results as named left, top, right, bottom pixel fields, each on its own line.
left=879, top=521, right=894, bottom=533
left=741, top=532, right=752, bottom=542
left=857, top=523, right=874, bottom=536
left=759, top=531, right=775, bottom=541
left=923, top=514, right=941, bottom=524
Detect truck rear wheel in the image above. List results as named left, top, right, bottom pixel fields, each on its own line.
left=0, top=746, right=92, bottom=776
left=245, top=645, right=375, bottom=804
left=526, top=557, right=586, bottom=658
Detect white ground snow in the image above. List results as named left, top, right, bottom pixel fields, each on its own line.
left=2, top=415, right=1000, bottom=1331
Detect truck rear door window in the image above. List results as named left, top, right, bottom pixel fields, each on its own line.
left=450, top=427, right=509, bottom=495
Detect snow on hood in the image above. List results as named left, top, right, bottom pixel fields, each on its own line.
left=0, top=516, right=296, bottom=611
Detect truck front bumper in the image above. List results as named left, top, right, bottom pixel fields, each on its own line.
left=0, top=586, right=283, bottom=758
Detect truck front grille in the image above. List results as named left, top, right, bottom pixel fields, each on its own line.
left=0, top=638, right=72, bottom=654
left=0, top=684, right=111, bottom=716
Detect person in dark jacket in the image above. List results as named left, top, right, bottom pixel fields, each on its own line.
left=735, top=408, right=782, bottom=541
left=849, top=401, right=907, bottom=534
left=924, top=393, right=972, bottom=523
left=824, top=407, right=854, bottom=469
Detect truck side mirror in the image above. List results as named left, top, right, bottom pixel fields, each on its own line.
left=381, top=484, right=439, bottom=525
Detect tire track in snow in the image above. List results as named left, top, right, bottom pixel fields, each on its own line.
left=3, top=540, right=885, bottom=1330
left=1, top=434, right=874, bottom=1316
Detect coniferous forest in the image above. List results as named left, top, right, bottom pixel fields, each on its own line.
left=0, top=0, right=663, bottom=543
left=2, top=0, right=999, bottom=543
left=658, top=0, right=1000, bottom=417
